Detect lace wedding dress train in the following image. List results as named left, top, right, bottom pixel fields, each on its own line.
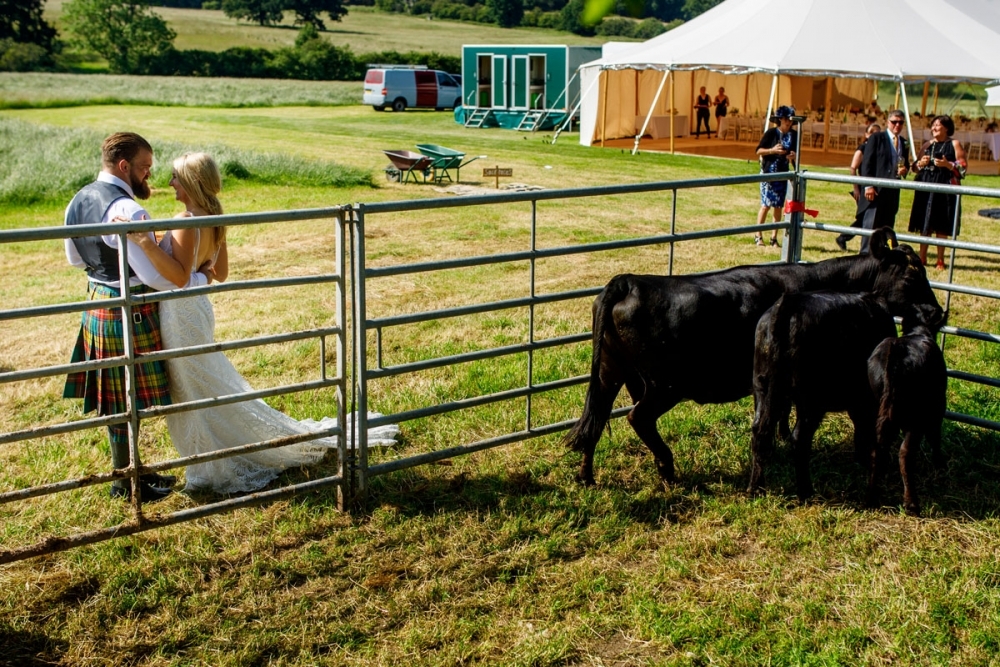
left=159, top=293, right=399, bottom=494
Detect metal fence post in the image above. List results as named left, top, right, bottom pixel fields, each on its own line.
left=117, top=232, right=145, bottom=518
left=335, top=210, right=350, bottom=511
left=786, top=172, right=806, bottom=264
left=350, top=205, right=369, bottom=507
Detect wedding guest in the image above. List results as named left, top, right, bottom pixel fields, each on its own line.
left=908, top=115, right=966, bottom=270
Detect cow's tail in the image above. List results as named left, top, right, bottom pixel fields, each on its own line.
left=563, top=275, right=630, bottom=453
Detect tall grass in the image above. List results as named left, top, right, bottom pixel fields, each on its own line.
left=0, top=118, right=374, bottom=206
left=0, top=73, right=361, bottom=109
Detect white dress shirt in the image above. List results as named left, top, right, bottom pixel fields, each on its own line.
left=65, top=172, right=207, bottom=291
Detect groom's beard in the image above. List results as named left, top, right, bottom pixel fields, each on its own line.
left=131, top=173, right=151, bottom=200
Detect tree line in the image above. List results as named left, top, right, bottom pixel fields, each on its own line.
left=1, top=0, right=725, bottom=76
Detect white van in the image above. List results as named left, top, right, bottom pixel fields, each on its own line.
left=363, top=66, right=463, bottom=112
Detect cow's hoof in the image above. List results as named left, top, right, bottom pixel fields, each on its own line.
left=655, top=464, right=676, bottom=485
left=904, top=504, right=921, bottom=517
left=575, top=473, right=596, bottom=487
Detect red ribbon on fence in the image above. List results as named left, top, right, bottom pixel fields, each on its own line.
left=784, top=201, right=819, bottom=218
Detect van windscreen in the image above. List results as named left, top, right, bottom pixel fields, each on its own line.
left=365, top=70, right=383, bottom=84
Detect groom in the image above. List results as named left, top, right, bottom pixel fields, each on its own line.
left=63, top=132, right=208, bottom=502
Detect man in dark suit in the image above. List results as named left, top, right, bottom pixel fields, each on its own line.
left=857, top=109, right=910, bottom=254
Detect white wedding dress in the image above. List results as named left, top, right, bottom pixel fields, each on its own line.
left=157, top=232, right=399, bottom=494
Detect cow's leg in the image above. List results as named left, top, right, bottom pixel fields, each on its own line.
left=749, top=366, right=789, bottom=494
left=852, top=404, right=882, bottom=509
left=927, top=417, right=945, bottom=469
left=899, top=429, right=922, bottom=516
left=749, top=391, right=782, bottom=495
left=572, top=357, right=628, bottom=487
left=791, top=411, right=821, bottom=502
left=626, top=386, right=680, bottom=484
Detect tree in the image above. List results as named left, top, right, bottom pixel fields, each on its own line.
left=285, top=0, right=347, bottom=30
left=221, top=0, right=286, bottom=27
left=486, top=0, right=523, bottom=28
left=560, top=0, right=595, bottom=36
left=0, top=0, right=58, bottom=53
left=681, top=0, right=721, bottom=20
left=63, top=0, right=175, bottom=73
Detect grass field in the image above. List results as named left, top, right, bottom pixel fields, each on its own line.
left=2, top=84, right=1000, bottom=665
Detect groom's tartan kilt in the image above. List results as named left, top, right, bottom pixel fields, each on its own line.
left=63, top=283, right=171, bottom=416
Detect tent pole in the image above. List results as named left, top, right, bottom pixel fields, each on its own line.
left=634, top=70, right=639, bottom=117
left=670, top=71, right=676, bottom=154
left=634, top=69, right=670, bottom=156
left=933, top=83, right=939, bottom=114
left=600, top=70, right=609, bottom=147
left=899, top=81, right=916, bottom=161
left=824, top=77, right=832, bottom=153
left=764, top=74, right=778, bottom=134
left=921, top=81, right=929, bottom=116
left=743, top=76, right=749, bottom=120
left=894, top=86, right=900, bottom=111
left=553, top=68, right=599, bottom=145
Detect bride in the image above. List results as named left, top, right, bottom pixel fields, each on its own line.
left=130, top=152, right=398, bottom=494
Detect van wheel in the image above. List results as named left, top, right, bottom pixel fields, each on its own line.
left=435, top=107, right=443, bottom=112
left=453, top=98, right=461, bottom=109
left=373, top=105, right=385, bottom=111
left=392, top=98, right=407, bottom=112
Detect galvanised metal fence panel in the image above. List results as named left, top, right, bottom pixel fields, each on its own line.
left=0, top=208, right=348, bottom=564
left=350, top=174, right=796, bottom=496
left=4, top=168, right=999, bottom=564
left=351, top=171, right=1000, bottom=499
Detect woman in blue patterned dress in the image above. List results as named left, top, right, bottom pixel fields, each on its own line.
left=754, top=105, right=797, bottom=247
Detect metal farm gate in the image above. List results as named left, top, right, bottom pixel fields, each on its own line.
left=2, top=171, right=999, bottom=564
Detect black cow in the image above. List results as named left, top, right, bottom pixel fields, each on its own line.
left=564, top=229, right=943, bottom=486
left=867, top=305, right=948, bottom=515
left=748, top=291, right=898, bottom=505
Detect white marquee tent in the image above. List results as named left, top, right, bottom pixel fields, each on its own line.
left=577, top=0, right=1000, bottom=153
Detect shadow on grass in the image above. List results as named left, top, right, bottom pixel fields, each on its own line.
left=0, top=624, right=68, bottom=667
left=743, top=420, right=1000, bottom=519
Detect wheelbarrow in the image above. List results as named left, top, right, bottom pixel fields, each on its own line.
left=414, top=144, right=486, bottom=184
left=382, top=149, right=434, bottom=184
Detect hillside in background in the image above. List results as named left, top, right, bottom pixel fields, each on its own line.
left=42, top=1, right=613, bottom=55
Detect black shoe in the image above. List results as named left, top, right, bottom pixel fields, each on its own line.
left=142, top=472, right=177, bottom=488
left=770, top=237, right=779, bottom=247
left=835, top=236, right=848, bottom=251
left=110, top=481, right=173, bottom=503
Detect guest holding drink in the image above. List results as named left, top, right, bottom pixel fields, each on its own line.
left=908, top=115, right=966, bottom=270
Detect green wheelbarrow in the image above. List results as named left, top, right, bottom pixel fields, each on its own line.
left=415, top=144, right=486, bottom=184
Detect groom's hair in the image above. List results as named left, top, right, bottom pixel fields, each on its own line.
left=102, top=132, right=153, bottom=168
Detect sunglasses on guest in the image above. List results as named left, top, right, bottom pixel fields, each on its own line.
left=888, top=119, right=904, bottom=126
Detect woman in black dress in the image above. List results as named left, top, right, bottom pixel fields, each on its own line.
left=694, top=86, right=712, bottom=139
left=908, top=114, right=966, bottom=270
left=713, top=87, right=729, bottom=138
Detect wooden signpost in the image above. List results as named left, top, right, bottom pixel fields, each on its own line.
left=482, top=166, right=513, bottom=189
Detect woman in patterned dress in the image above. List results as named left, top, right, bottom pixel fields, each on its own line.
left=754, top=105, right=797, bottom=247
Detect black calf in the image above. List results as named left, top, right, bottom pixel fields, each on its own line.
left=750, top=292, right=897, bottom=504
left=867, top=305, right=948, bottom=515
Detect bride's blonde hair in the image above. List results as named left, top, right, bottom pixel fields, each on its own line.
left=173, top=152, right=225, bottom=246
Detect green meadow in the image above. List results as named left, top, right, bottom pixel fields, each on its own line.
left=2, top=71, right=1000, bottom=666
